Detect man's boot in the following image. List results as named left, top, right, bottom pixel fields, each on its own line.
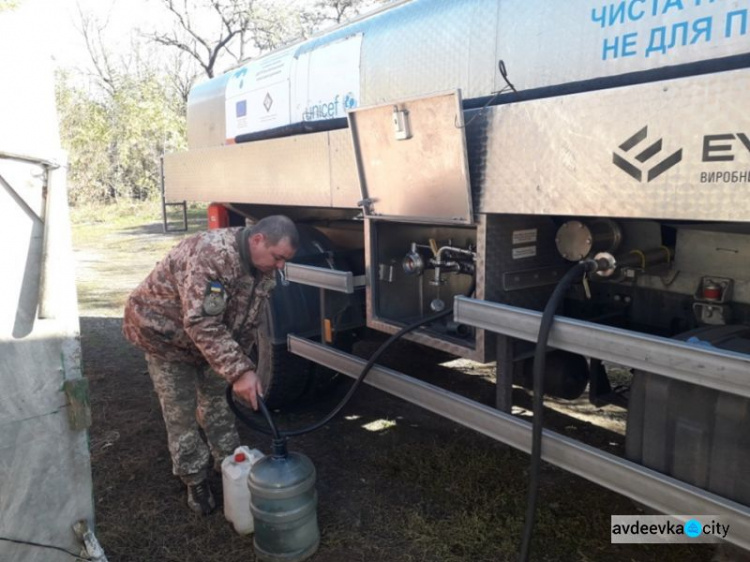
left=187, top=480, right=216, bottom=515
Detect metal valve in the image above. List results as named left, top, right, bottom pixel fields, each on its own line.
left=402, top=249, right=425, bottom=276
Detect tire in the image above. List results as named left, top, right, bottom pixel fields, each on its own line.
left=253, top=224, right=365, bottom=409
left=254, top=303, right=314, bottom=410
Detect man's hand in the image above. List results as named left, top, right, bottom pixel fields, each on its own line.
left=232, top=370, right=263, bottom=410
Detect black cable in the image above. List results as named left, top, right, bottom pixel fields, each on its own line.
left=518, top=261, right=592, bottom=562
left=0, top=536, right=91, bottom=561
left=288, top=307, right=453, bottom=436
left=458, top=59, right=518, bottom=129
left=498, top=59, right=517, bottom=93
left=227, top=308, right=454, bottom=439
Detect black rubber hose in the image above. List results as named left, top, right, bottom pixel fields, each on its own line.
left=257, top=395, right=281, bottom=440
left=227, top=307, right=454, bottom=438
left=518, top=261, right=591, bottom=562
left=226, top=386, right=279, bottom=437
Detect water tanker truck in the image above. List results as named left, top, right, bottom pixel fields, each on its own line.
left=164, top=0, right=750, bottom=553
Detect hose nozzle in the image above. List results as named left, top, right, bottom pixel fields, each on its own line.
left=272, top=437, right=288, bottom=459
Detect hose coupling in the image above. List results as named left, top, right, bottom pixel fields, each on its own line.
left=583, top=252, right=617, bottom=277
left=272, top=437, right=289, bottom=459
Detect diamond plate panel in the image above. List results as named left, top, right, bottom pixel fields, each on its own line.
left=477, top=69, right=750, bottom=221
left=360, top=0, right=498, bottom=105
left=464, top=107, right=493, bottom=217
left=329, top=128, right=360, bottom=209
left=166, top=132, right=335, bottom=207
left=349, top=91, right=473, bottom=223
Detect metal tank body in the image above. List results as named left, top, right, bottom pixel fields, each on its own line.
left=173, top=0, right=750, bottom=223
left=186, top=0, right=750, bottom=148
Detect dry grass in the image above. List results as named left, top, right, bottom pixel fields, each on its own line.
left=71, top=200, right=206, bottom=316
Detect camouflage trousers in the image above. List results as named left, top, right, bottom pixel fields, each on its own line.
left=145, top=355, right=240, bottom=485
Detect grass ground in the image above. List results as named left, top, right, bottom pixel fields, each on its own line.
left=71, top=199, right=207, bottom=317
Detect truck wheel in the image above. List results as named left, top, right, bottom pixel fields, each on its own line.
left=254, top=303, right=314, bottom=410
left=251, top=223, right=364, bottom=409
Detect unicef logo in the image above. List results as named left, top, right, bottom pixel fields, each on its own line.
left=343, top=92, right=357, bottom=110
left=234, top=67, right=248, bottom=90
left=684, top=519, right=702, bottom=538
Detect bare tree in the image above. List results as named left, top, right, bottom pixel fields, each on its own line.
left=319, top=0, right=359, bottom=25
left=300, top=0, right=385, bottom=33
left=167, top=51, right=199, bottom=105
left=149, top=0, right=388, bottom=82
left=75, top=3, right=166, bottom=97
left=62, top=2, right=189, bottom=203
left=150, top=0, right=257, bottom=79
left=77, top=3, right=121, bottom=97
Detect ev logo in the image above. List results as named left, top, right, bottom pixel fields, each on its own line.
left=613, top=126, right=682, bottom=182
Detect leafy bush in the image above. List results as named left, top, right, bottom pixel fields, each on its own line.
left=56, top=69, right=186, bottom=205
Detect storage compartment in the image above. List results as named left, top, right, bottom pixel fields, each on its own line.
left=626, top=325, right=750, bottom=505
left=371, top=221, right=477, bottom=346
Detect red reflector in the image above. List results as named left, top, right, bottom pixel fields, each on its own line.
left=703, top=283, right=721, bottom=301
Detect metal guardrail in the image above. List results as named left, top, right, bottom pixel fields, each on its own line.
left=453, top=296, right=750, bottom=399
left=288, top=335, right=750, bottom=551
left=284, top=263, right=365, bottom=294
left=282, top=283, right=750, bottom=550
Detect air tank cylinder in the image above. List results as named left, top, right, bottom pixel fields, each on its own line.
left=555, top=219, right=622, bottom=261
left=249, top=439, right=319, bottom=562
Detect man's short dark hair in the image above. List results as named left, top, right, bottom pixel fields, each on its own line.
left=251, top=215, right=299, bottom=249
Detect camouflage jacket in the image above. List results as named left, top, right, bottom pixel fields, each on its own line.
left=122, top=227, right=276, bottom=383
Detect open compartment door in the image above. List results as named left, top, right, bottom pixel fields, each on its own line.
left=348, top=90, right=473, bottom=225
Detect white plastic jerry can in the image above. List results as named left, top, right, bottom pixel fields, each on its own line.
left=222, top=445, right=264, bottom=534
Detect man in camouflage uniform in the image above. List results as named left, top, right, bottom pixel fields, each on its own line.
left=123, top=215, right=298, bottom=515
